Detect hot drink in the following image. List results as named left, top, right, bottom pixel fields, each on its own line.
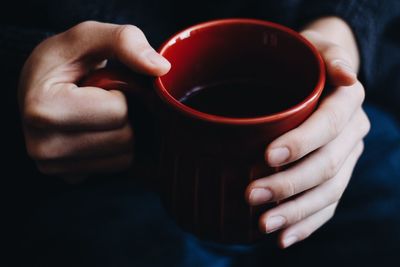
left=180, top=79, right=304, bottom=118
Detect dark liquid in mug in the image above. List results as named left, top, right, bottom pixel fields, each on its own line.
left=179, top=80, right=301, bottom=118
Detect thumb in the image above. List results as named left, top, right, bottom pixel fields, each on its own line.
left=59, top=21, right=171, bottom=76
left=301, top=30, right=357, bottom=87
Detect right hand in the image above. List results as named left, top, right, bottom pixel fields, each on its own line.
left=18, top=21, right=170, bottom=179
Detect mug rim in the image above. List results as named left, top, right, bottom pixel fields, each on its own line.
left=154, top=18, right=325, bottom=126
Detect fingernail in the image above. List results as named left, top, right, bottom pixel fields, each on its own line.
left=145, top=49, right=171, bottom=69
left=268, top=147, right=290, bottom=166
left=249, top=188, right=272, bottom=205
left=265, top=215, right=286, bottom=233
left=332, top=59, right=354, bottom=74
left=282, top=235, right=298, bottom=248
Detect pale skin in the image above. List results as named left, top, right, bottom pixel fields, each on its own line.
left=19, top=17, right=370, bottom=248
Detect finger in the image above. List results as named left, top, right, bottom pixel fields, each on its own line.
left=36, top=152, right=133, bottom=176
left=301, top=30, right=357, bottom=87
left=248, top=109, right=369, bottom=204
left=25, top=123, right=134, bottom=161
left=24, top=84, right=129, bottom=130
left=22, top=21, right=171, bottom=130
left=259, top=141, right=364, bottom=234
left=278, top=202, right=338, bottom=249
left=31, top=21, right=170, bottom=79
left=266, top=82, right=366, bottom=167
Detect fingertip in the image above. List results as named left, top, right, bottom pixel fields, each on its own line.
left=265, top=146, right=290, bottom=167
left=258, top=215, right=268, bottom=234
left=329, top=60, right=357, bottom=86
left=247, top=187, right=273, bottom=205
left=244, top=185, right=253, bottom=203
left=144, top=49, right=171, bottom=76
left=258, top=211, right=275, bottom=234
left=277, top=236, right=286, bottom=249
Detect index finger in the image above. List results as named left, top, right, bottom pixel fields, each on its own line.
left=29, top=21, right=170, bottom=79
left=22, top=21, right=170, bottom=131
left=266, top=81, right=365, bottom=167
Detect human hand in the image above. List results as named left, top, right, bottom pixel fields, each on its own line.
left=245, top=17, right=370, bottom=248
left=19, top=21, right=170, bottom=179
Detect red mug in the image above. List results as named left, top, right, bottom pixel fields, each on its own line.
left=82, top=18, right=325, bottom=244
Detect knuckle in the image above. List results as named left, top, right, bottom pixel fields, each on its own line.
left=326, top=213, right=334, bottom=223
left=356, top=141, right=365, bottom=157
left=284, top=134, right=304, bottom=160
left=345, top=82, right=365, bottom=105
left=276, top=178, right=297, bottom=200
left=23, top=102, right=53, bottom=128
left=325, top=44, right=347, bottom=59
left=26, top=139, right=61, bottom=161
left=120, top=125, right=134, bottom=145
left=330, top=180, right=346, bottom=203
left=113, top=25, right=149, bottom=57
left=23, top=86, right=57, bottom=127
left=24, top=36, right=57, bottom=63
left=23, top=104, right=41, bottom=126
left=359, top=141, right=365, bottom=153
left=290, top=201, right=307, bottom=223
left=114, top=24, right=143, bottom=45
left=301, top=30, right=323, bottom=43
left=26, top=142, right=43, bottom=160
left=359, top=111, right=371, bottom=137
left=108, top=91, right=128, bottom=124
left=323, top=154, right=341, bottom=180
left=328, top=208, right=336, bottom=220
left=326, top=204, right=337, bottom=221
left=67, top=21, right=99, bottom=39
left=26, top=141, right=41, bottom=160
left=354, top=82, right=366, bottom=104
left=325, top=108, right=342, bottom=137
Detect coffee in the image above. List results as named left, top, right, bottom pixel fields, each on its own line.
left=179, top=79, right=304, bottom=118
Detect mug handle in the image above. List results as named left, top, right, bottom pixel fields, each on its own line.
left=80, top=68, right=160, bottom=186
left=80, top=67, right=155, bottom=106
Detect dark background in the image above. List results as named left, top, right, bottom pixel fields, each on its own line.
left=1, top=1, right=399, bottom=266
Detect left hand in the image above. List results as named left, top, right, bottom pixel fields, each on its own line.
left=245, top=17, right=371, bottom=248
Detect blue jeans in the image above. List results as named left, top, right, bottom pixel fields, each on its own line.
left=7, top=104, right=400, bottom=266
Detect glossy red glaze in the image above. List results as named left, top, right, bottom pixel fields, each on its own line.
left=155, top=19, right=325, bottom=244
left=82, top=19, right=325, bottom=244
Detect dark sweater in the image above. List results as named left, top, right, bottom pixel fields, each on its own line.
left=2, top=0, right=399, bottom=201
left=3, top=0, right=398, bottom=168
left=1, top=2, right=399, bottom=184
left=1, top=2, right=400, bottom=266
left=1, top=0, right=399, bottom=92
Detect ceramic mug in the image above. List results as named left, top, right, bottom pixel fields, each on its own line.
left=82, top=18, right=325, bottom=244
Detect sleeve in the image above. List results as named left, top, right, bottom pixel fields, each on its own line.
left=295, top=0, right=400, bottom=92
left=0, top=25, right=53, bottom=159
left=0, top=26, right=53, bottom=71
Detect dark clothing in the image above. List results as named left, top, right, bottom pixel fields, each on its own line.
left=1, top=0, right=400, bottom=96
left=1, top=0, right=400, bottom=266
